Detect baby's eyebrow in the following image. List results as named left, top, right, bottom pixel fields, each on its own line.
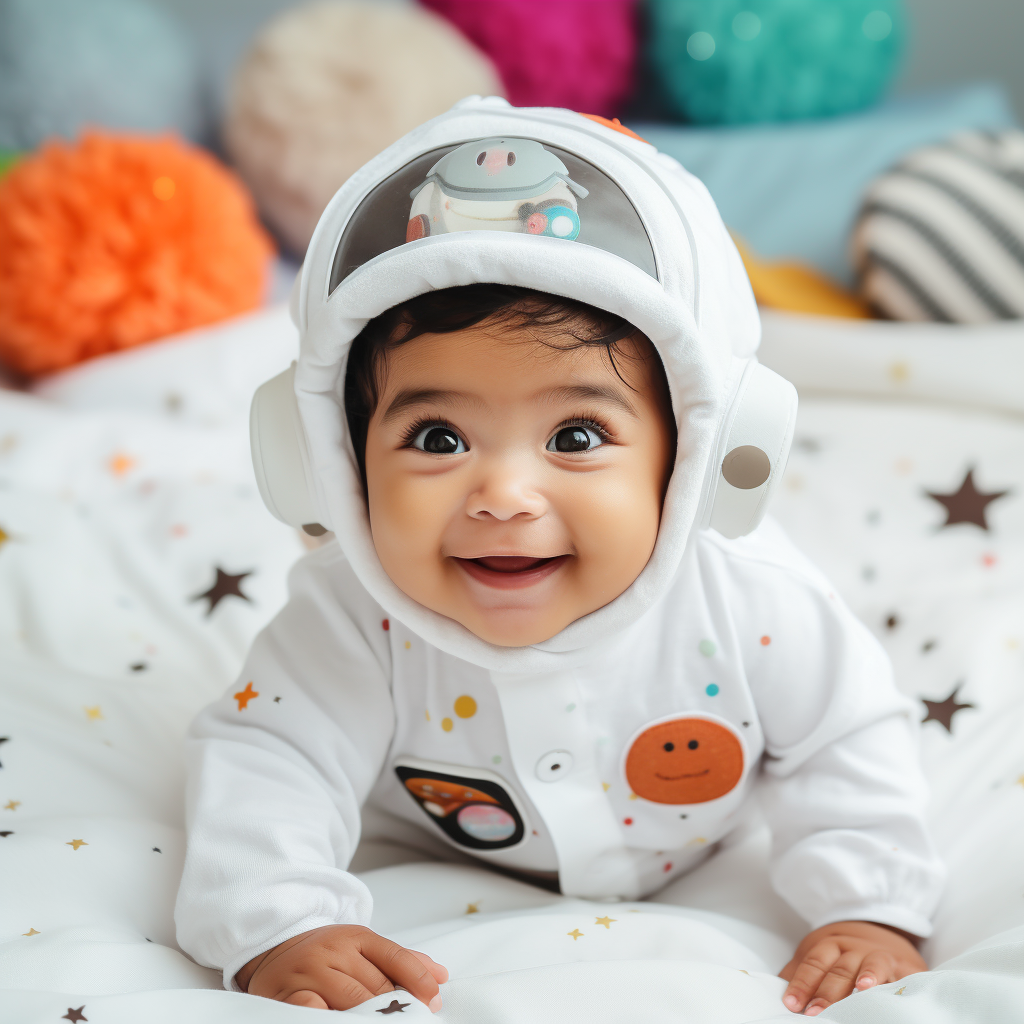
left=540, top=384, right=639, bottom=418
left=380, top=387, right=477, bottom=422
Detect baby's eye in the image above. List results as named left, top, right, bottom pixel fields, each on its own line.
left=546, top=425, right=605, bottom=453
left=410, top=425, right=467, bottom=455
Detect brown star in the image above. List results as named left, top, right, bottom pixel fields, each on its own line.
left=0, top=831, right=12, bottom=837
left=376, top=999, right=410, bottom=1014
left=925, top=469, right=1010, bottom=530
left=922, top=686, right=975, bottom=733
left=62, top=1008, right=87, bottom=1023
left=191, top=568, right=253, bottom=615
left=0, top=735, right=7, bottom=768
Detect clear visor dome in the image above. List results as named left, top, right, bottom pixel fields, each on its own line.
left=329, top=137, right=658, bottom=293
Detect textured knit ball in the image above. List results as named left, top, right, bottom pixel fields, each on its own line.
left=0, top=132, right=274, bottom=375
left=0, top=0, right=205, bottom=151
left=224, top=0, right=504, bottom=256
left=648, top=0, right=905, bottom=124
left=853, top=130, right=1024, bottom=323
left=421, top=0, right=638, bottom=116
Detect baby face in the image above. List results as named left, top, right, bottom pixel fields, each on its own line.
left=363, top=325, right=675, bottom=647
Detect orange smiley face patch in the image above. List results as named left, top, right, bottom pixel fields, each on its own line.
left=625, top=716, right=745, bottom=804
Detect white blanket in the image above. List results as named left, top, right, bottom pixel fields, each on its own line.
left=1, top=308, right=1023, bottom=1023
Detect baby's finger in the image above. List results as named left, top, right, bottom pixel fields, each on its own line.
left=782, top=944, right=839, bottom=1013
left=803, top=950, right=863, bottom=1015
left=284, top=990, right=330, bottom=1009
left=855, top=950, right=897, bottom=990
left=311, top=970, right=381, bottom=1012
left=411, top=949, right=450, bottom=984
left=361, top=933, right=443, bottom=1011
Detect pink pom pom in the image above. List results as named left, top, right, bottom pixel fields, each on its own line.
left=420, top=0, right=638, bottom=116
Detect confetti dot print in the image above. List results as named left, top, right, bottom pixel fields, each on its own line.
left=454, top=695, right=477, bottom=719
left=699, top=639, right=716, bottom=657
left=705, top=683, right=719, bottom=696
left=760, top=635, right=771, bottom=646
left=441, top=717, right=453, bottom=732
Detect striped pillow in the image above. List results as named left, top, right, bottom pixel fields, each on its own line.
left=852, top=129, right=1024, bottom=322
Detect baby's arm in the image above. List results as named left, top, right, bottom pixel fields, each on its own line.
left=718, top=536, right=944, bottom=1013
left=235, top=925, right=448, bottom=1011
left=174, top=549, right=431, bottom=1004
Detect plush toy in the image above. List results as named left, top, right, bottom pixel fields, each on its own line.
left=647, top=0, right=905, bottom=124
left=0, top=0, right=205, bottom=150
left=224, top=0, right=504, bottom=256
left=853, top=129, right=1024, bottom=322
left=419, top=0, right=639, bottom=117
left=0, top=132, right=274, bottom=376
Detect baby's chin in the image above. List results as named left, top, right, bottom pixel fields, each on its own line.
left=448, top=607, right=578, bottom=648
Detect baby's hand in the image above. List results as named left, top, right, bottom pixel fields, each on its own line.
left=779, top=920, right=925, bottom=1016
left=236, top=924, right=449, bottom=1012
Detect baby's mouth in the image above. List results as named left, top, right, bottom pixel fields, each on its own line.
left=454, top=554, right=569, bottom=590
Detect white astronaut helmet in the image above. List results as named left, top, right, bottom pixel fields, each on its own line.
left=250, top=97, right=797, bottom=671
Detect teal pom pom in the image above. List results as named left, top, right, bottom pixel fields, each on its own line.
left=648, top=0, right=906, bottom=124
left=0, top=0, right=205, bottom=151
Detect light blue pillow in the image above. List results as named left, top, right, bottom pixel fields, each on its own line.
left=636, top=84, right=1016, bottom=284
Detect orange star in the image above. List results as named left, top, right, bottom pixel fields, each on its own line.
left=66, top=839, right=88, bottom=850
left=108, top=453, right=136, bottom=477
left=23, top=927, right=39, bottom=936
left=4, top=800, right=20, bottom=811
left=234, top=681, right=259, bottom=710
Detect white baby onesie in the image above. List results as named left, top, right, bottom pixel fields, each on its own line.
left=174, top=517, right=945, bottom=989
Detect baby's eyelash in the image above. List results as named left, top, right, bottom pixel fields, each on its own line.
left=553, top=414, right=615, bottom=443
left=399, top=416, right=459, bottom=447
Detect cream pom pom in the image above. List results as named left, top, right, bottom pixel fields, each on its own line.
left=224, top=0, right=504, bottom=255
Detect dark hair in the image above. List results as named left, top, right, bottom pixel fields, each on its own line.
left=343, top=284, right=647, bottom=481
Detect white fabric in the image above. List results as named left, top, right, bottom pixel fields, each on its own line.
left=1, top=307, right=1023, bottom=1021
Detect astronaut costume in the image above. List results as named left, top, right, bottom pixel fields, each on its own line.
left=174, top=99, right=945, bottom=988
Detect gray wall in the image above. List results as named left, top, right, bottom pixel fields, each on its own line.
left=897, top=0, right=1024, bottom=116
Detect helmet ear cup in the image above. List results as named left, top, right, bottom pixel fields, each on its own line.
left=706, top=362, right=797, bottom=539
left=250, top=363, right=326, bottom=535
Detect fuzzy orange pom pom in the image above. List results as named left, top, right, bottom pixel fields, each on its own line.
left=0, top=131, right=274, bottom=375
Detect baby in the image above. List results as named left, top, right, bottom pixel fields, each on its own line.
left=175, top=101, right=944, bottom=1016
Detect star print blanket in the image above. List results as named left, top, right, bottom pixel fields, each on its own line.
left=2, top=306, right=1024, bottom=1024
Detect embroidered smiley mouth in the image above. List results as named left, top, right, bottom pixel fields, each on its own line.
left=655, top=768, right=711, bottom=781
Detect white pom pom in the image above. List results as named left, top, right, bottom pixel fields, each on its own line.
left=224, top=0, right=504, bottom=255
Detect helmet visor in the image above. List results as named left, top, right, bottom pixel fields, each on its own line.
left=329, top=138, right=658, bottom=293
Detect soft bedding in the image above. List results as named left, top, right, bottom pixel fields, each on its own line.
left=1, top=306, right=1024, bottom=1023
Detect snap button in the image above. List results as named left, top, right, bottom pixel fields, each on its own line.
left=535, top=750, right=573, bottom=782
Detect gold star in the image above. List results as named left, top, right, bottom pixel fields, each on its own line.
left=628, top=792, right=638, bottom=800
left=1015, top=775, right=1024, bottom=789
left=567, top=929, right=583, bottom=940
left=594, top=916, right=616, bottom=929
left=888, top=361, right=910, bottom=383
left=739, top=969, right=750, bottom=976
left=601, top=782, right=610, bottom=792
left=0, top=526, right=8, bottom=547
left=466, top=902, right=479, bottom=915
left=66, top=839, right=88, bottom=850
left=23, top=928, right=39, bottom=936
left=4, top=800, right=20, bottom=811
left=84, top=705, right=103, bottom=720
left=895, top=986, right=906, bottom=996
left=686, top=836, right=707, bottom=846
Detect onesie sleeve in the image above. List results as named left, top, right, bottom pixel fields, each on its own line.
left=173, top=544, right=395, bottom=990
left=715, top=528, right=946, bottom=938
